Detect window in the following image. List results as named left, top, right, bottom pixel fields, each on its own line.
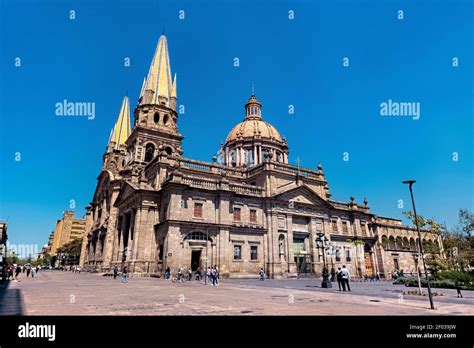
left=293, top=237, right=305, bottom=255
left=335, top=249, right=341, bottom=262
left=234, top=245, right=242, bottom=260
left=361, top=223, right=368, bottom=235
left=250, top=246, right=258, bottom=260
left=193, top=203, right=203, bottom=218
left=342, top=221, right=348, bottom=233
left=233, top=207, right=241, bottom=221
left=250, top=209, right=257, bottom=223
left=185, top=231, right=208, bottom=241
left=346, top=249, right=351, bottom=261
left=154, top=112, right=160, bottom=124
left=332, top=221, right=338, bottom=232
left=145, top=144, right=155, bottom=162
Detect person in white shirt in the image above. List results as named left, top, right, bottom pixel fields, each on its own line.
left=340, top=265, right=351, bottom=292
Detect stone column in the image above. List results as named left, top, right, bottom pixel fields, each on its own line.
left=286, top=214, right=296, bottom=275
left=132, top=208, right=142, bottom=261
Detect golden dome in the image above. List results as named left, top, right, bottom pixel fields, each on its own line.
left=225, top=94, right=284, bottom=143
left=226, top=118, right=283, bottom=142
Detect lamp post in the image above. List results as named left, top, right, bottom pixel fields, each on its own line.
left=316, top=232, right=332, bottom=288
left=413, top=253, right=422, bottom=295
left=402, top=180, right=435, bottom=310
left=326, top=241, right=336, bottom=282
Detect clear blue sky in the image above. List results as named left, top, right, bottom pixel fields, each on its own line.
left=0, top=0, right=472, bottom=256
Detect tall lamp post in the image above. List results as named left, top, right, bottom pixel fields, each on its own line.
left=402, top=180, right=435, bottom=310
left=316, top=232, right=332, bottom=288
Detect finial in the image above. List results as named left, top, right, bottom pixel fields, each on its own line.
left=212, top=155, right=217, bottom=163
left=317, top=163, right=322, bottom=171
left=350, top=196, right=355, bottom=203
left=363, top=197, right=368, bottom=206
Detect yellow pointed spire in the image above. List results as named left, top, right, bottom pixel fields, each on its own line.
left=144, top=35, right=173, bottom=106
left=171, top=73, right=177, bottom=99
left=139, top=77, right=147, bottom=100
left=110, top=96, right=131, bottom=150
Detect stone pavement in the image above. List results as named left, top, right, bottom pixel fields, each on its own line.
left=0, top=281, right=24, bottom=315
left=4, top=271, right=474, bottom=315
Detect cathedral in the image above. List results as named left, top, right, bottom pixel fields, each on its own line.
left=79, top=35, right=443, bottom=279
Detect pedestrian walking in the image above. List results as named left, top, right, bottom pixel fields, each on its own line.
left=188, top=268, right=192, bottom=281
left=113, top=264, right=119, bottom=279
left=178, top=267, right=183, bottom=282
left=341, top=265, right=351, bottom=292
left=14, top=265, right=21, bottom=280
left=455, top=280, right=463, bottom=298
left=259, top=268, right=265, bottom=281
left=336, top=267, right=343, bottom=291
left=214, top=265, right=219, bottom=285
left=195, top=267, right=201, bottom=281
left=26, top=267, right=31, bottom=278
left=121, top=266, right=129, bottom=283
left=165, top=266, right=171, bottom=280
left=206, top=267, right=211, bottom=284
left=211, top=267, right=217, bottom=286
left=376, top=272, right=380, bottom=281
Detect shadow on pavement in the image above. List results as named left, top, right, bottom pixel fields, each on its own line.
left=0, top=280, right=25, bottom=315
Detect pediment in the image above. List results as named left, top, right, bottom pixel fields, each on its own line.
left=114, top=181, right=138, bottom=207
left=274, top=185, right=332, bottom=209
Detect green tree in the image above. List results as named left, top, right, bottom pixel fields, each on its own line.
left=57, top=238, right=83, bottom=264
left=442, top=209, right=473, bottom=270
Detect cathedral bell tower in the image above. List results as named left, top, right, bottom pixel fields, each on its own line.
left=102, top=96, right=131, bottom=176
left=124, top=34, right=183, bottom=169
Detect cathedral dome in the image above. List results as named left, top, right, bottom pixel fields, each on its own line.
left=225, top=95, right=283, bottom=143
left=226, top=118, right=283, bottom=142
left=220, top=94, right=289, bottom=167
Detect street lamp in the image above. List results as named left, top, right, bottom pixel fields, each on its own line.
left=413, top=254, right=422, bottom=295
left=316, top=232, right=332, bottom=288
left=325, top=241, right=336, bottom=282
left=402, top=180, right=435, bottom=310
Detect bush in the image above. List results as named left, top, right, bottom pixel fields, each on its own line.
left=394, top=276, right=474, bottom=290
left=435, top=270, right=474, bottom=283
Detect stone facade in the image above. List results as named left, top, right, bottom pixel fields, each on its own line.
left=80, top=35, right=443, bottom=279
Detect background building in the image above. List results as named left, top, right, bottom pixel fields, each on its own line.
left=50, top=211, right=85, bottom=256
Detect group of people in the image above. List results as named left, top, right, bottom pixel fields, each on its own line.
left=163, top=265, right=221, bottom=285
left=3, top=264, right=41, bottom=281
left=336, top=265, right=351, bottom=291
left=113, top=264, right=129, bottom=283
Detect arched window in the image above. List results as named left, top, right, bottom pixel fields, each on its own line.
left=163, top=114, right=169, bottom=126
left=154, top=112, right=160, bottom=124
left=335, top=249, right=341, bottom=262
left=409, top=238, right=416, bottom=251
left=165, top=146, right=172, bottom=155
left=402, top=237, right=409, bottom=250
left=388, top=236, right=396, bottom=250
left=395, top=237, right=403, bottom=250
left=145, top=143, right=155, bottom=162
left=381, top=235, right=389, bottom=249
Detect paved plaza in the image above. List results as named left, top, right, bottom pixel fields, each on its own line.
left=1, top=271, right=473, bottom=315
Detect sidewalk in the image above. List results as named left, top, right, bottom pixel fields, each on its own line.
left=0, top=280, right=25, bottom=315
